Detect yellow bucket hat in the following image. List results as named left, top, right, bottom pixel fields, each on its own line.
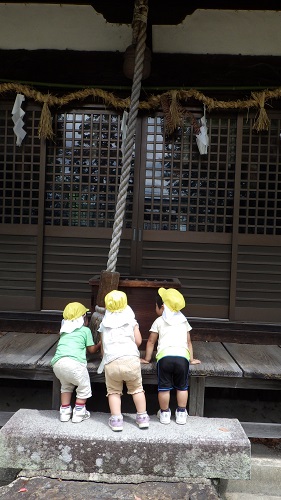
left=63, top=302, right=89, bottom=321
left=158, top=287, right=185, bottom=312
left=105, top=290, right=127, bottom=313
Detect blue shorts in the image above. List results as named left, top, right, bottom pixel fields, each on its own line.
left=157, top=356, right=189, bottom=391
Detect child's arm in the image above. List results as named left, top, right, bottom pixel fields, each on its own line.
left=140, top=331, right=158, bottom=363
left=187, top=332, right=201, bottom=364
left=87, top=340, right=101, bottom=354
left=133, top=323, right=142, bottom=347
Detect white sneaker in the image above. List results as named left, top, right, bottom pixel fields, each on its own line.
left=175, top=409, right=188, bottom=425
left=157, top=409, right=171, bottom=424
left=72, top=408, right=90, bottom=423
left=59, top=406, right=72, bottom=422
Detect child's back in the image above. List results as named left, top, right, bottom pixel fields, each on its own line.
left=52, top=301, right=101, bottom=423
left=98, top=290, right=149, bottom=431
left=141, top=288, right=200, bottom=425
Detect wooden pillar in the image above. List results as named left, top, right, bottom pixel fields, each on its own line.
left=52, top=373, right=61, bottom=410
left=189, top=376, right=206, bottom=417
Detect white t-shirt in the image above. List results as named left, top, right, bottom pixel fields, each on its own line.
left=97, top=305, right=139, bottom=372
left=150, top=315, right=192, bottom=361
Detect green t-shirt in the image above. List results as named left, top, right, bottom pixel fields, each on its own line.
left=51, top=325, right=94, bottom=366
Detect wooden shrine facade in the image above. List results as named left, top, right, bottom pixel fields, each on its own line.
left=0, top=102, right=281, bottom=322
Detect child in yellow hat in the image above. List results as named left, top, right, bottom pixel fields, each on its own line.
left=51, top=302, right=101, bottom=423
left=141, top=288, right=200, bottom=425
left=98, top=290, right=149, bottom=431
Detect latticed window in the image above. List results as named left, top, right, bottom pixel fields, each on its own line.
left=45, top=109, right=134, bottom=228
left=1, top=103, right=281, bottom=237
left=143, top=115, right=237, bottom=232
left=240, top=117, right=281, bottom=235
left=0, top=105, right=41, bottom=224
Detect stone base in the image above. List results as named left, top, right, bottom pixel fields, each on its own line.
left=0, top=409, right=250, bottom=481
left=0, top=476, right=222, bottom=499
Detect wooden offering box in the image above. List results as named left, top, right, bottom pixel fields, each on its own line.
left=89, top=275, right=181, bottom=344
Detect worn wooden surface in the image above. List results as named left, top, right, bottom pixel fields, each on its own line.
left=188, top=342, right=242, bottom=418
left=37, top=343, right=58, bottom=370
left=0, top=312, right=61, bottom=334
left=190, top=342, right=243, bottom=378
left=223, top=343, right=281, bottom=379
left=0, top=332, right=281, bottom=438
left=188, top=341, right=281, bottom=438
left=0, top=332, right=58, bottom=369
left=190, top=322, right=281, bottom=345
left=1, top=312, right=281, bottom=344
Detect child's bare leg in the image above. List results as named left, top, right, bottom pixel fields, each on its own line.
left=158, top=390, right=170, bottom=410
left=61, top=392, right=72, bottom=406
left=176, top=389, right=188, bottom=408
left=132, top=391, right=146, bottom=413
left=108, top=393, right=122, bottom=415
left=75, top=398, right=87, bottom=405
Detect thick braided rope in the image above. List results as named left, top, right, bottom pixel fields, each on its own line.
left=3, top=81, right=280, bottom=111
left=106, top=3, right=148, bottom=272
left=2, top=83, right=281, bottom=136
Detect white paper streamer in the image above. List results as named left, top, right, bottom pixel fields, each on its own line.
left=12, top=94, right=27, bottom=146
left=196, top=107, right=209, bottom=155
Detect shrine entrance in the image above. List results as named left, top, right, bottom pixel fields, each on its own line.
left=1, top=104, right=281, bottom=321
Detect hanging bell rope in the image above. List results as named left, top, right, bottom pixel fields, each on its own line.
left=89, top=0, right=149, bottom=343
left=106, top=0, right=149, bottom=273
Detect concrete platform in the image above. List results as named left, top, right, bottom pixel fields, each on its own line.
left=0, top=409, right=250, bottom=481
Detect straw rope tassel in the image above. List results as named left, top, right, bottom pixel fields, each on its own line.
left=39, top=100, right=54, bottom=140
left=252, top=91, right=270, bottom=132
left=169, top=90, right=184, bottom=132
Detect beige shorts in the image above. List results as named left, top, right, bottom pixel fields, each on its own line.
left=53, top=357, right=92, bottom=400
left=105, top=356, right=144, bottom=396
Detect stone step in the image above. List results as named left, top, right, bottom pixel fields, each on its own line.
left=0, top=409, right=250, bottom=482
left=0, top=475, right=222, bottom=498
left=219, top=444, right=281, bottom=498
